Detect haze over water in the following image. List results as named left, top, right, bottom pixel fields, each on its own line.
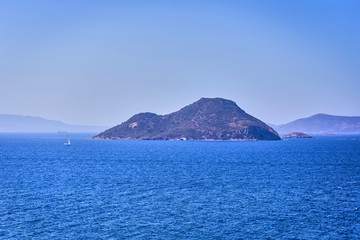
left=1, top=134, right=359, bottom=239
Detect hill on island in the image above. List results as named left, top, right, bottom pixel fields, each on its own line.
left=93, top=98, right=281, bottom=141
left=272, top=114, right=360, bottom=134
left=0, top=114, right=108, bottom=133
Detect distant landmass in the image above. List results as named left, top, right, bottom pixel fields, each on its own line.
left=271, top=114, right=360, bottom=134
left=0, top=114, right=108, bottom=133
left=93, top=98, right=281, bottom=141
left=281, top=132, right=312, bottom=139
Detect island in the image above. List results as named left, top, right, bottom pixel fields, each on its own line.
left=281, top=132, right=312, bottom=139
left=93, top=98, right=281, bottom=141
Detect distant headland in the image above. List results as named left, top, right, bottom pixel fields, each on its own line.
left=93, top=98, right=281, bottom=141
left=270, top=114, right=360, bottom=134
left=0, top=114, right=108, bottom=133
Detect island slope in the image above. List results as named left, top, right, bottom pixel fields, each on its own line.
left=93, top=98, right=281, bottom=141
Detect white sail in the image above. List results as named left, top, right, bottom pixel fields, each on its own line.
left=59, top=131, right=71, bottom=146
left=64, top=136, right=71, bottom=146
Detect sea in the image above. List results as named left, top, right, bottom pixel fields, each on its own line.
left=0, top=133, right=359, bottom=239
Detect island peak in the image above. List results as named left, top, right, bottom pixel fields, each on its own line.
left=93, top=98, right=280, bottom=141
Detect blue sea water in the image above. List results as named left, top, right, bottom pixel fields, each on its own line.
left=0, top=134, right=359, bottom=239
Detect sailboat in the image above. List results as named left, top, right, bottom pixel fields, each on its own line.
left=58, top=131, right=71, bottom=146
left=64, top=137, right=71, bottom=146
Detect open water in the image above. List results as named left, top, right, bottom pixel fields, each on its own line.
left=0, top=133, right=359, bottom=239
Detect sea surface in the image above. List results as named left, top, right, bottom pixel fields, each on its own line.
left=0, top=133, right=359, bottom=239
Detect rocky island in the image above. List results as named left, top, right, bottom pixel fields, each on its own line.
left=93, top=98, right=281, bottom=141
left=281, top=132, right=312, bottom=139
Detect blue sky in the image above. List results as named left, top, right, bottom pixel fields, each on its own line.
left=0, top=0, right=359, bottom=125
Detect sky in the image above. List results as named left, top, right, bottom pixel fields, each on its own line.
left=0, top=0, right=359, bottom=126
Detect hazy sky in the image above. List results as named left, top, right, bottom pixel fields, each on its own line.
left=1, top=0, right=359, bottom=126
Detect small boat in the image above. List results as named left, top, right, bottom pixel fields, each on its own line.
left=58, top=131, right=71, bottom=146
left=64, top=137, right=71, bottom=146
